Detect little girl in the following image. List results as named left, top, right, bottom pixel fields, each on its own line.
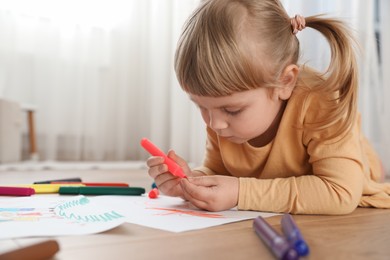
left=146, top=0, right=390, bottom=214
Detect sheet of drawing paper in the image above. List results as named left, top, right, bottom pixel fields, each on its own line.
left=95, top=195, right=278, bottom=232
left=0, top=195, right=125, bottom=239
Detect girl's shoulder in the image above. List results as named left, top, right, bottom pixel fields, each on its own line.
left=290, top=67, right=339, bottom=122
left=288, top=85, right=325, bottom=122
left=287, top=83, right=344, bottom=142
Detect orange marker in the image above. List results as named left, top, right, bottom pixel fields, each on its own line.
left=140, top=138, right=187, bottom=178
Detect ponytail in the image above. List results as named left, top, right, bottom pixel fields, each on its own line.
left=301, top=16, right=359, bottom=140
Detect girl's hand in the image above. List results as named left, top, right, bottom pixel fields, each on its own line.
left=146, top=150, right=194, bottom=198
left=180, top=175, right=239, bottom=212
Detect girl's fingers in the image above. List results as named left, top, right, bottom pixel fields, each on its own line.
left=180, top=176, right=237, bottom=212
left=148, top=164, right=168, bottom=179
left=146, top=156, right=165, bottom=167
left=155, top=173, right=182, bottom=197
left=180, top=178, right=213, bottom=204
left=167, top=150, right=191, bottom=172
left=185, top=195, right=209, bottom=211
left=155, top=172, right=177, bottom=186
left=180, top=181, right=209, bottom=209
left=146, top=156, right=170, bottom=179
left=145, top=154, right=185, bottom=198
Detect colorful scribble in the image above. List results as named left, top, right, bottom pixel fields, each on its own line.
left=0, top=207, right=57, bottom=222
left=55, top=197, right=124, bottom=223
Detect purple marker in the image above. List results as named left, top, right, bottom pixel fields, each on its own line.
left=253, top=216, right=299, bottom=260
left=281, top=214, right=310, bottom=256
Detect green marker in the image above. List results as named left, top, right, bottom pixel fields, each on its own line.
left=59, top=186, right=145, bottom=196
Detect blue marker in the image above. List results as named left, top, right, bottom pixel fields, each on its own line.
left=281, top=214, right=310, bottom=257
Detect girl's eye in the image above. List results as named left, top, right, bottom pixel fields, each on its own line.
left=198, top=106, right=207, bottom=112
left=223, top=108, right=242, bottom=116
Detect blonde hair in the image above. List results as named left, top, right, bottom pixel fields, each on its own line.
left=174, top=0, right=358, bottom=139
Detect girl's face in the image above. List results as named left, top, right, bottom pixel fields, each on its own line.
left=189, top=87, right=284, bottom=145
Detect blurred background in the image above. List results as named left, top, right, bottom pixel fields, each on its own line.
left=0, top=0, right=389, bottom=175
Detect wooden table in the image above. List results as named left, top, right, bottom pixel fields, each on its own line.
left=1, top=169, right=390, bottom=260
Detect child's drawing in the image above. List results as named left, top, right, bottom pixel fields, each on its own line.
left=0, top=195, right=125, bottom=239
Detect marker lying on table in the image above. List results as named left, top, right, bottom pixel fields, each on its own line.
left=0, top=239, right=59, bottom=260
left=253, top=216, right=299, bottom=260
left=59, top=186, right=145, bottom=195
left=140, top=138, right=187, bottom=178
left=0, top=186, right=35, bottom=196
left=51, top=182, right=129, bottom=187
left=281, top=214, right=310, bottom=257
left=34, top=177, right=82, bottom=184
left=8, top=184, right=85, bottom=193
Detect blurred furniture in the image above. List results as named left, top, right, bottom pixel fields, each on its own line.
left=21, top=104, right=39, bottom=161
left=0, top=98, right=22, bottom=163
left=0, top=99, right=38, bottom=163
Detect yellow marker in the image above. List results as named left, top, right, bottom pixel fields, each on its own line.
left=6, top=184, right=85, bottom=193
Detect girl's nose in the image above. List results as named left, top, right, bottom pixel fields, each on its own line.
left=209, top=112, right=228, bottom=131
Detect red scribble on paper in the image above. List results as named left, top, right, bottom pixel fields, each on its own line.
left=149, top=207, right=224, bottom=218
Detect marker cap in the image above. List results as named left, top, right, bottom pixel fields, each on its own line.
left=148, top=188, right=159, bottom=199
left=281, top=214, right=310, bottom=257
left=294, top=240, right=309, bottom=256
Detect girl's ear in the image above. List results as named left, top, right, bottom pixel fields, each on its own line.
left=273, top=64, right=299, bottom=100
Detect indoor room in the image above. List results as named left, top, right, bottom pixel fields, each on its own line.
left=1, top=0, right=389, bottom=259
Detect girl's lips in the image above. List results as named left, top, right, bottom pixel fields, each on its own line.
left=221, top=136, right=237, bottom=141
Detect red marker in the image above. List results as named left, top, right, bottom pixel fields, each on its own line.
left=140, top=138, right=187, bottom=178
left=0, top=186, right=35, bottom=196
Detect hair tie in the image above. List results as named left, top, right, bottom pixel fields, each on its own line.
left=291, top=15, right=306, bottom=34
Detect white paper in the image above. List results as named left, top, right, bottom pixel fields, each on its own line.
left=95, top=195, right=278, bottom=232
left=0, top=195, right=278, bottom=239
left=0, top=195, right=125, bottom=239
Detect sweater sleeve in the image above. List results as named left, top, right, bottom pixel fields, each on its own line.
left=238, top=92, right=366, bottom=215
left=238, top=134, right=364, bottom=214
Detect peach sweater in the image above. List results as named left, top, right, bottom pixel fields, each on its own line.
left=196, top=89, right=390, bottom=214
